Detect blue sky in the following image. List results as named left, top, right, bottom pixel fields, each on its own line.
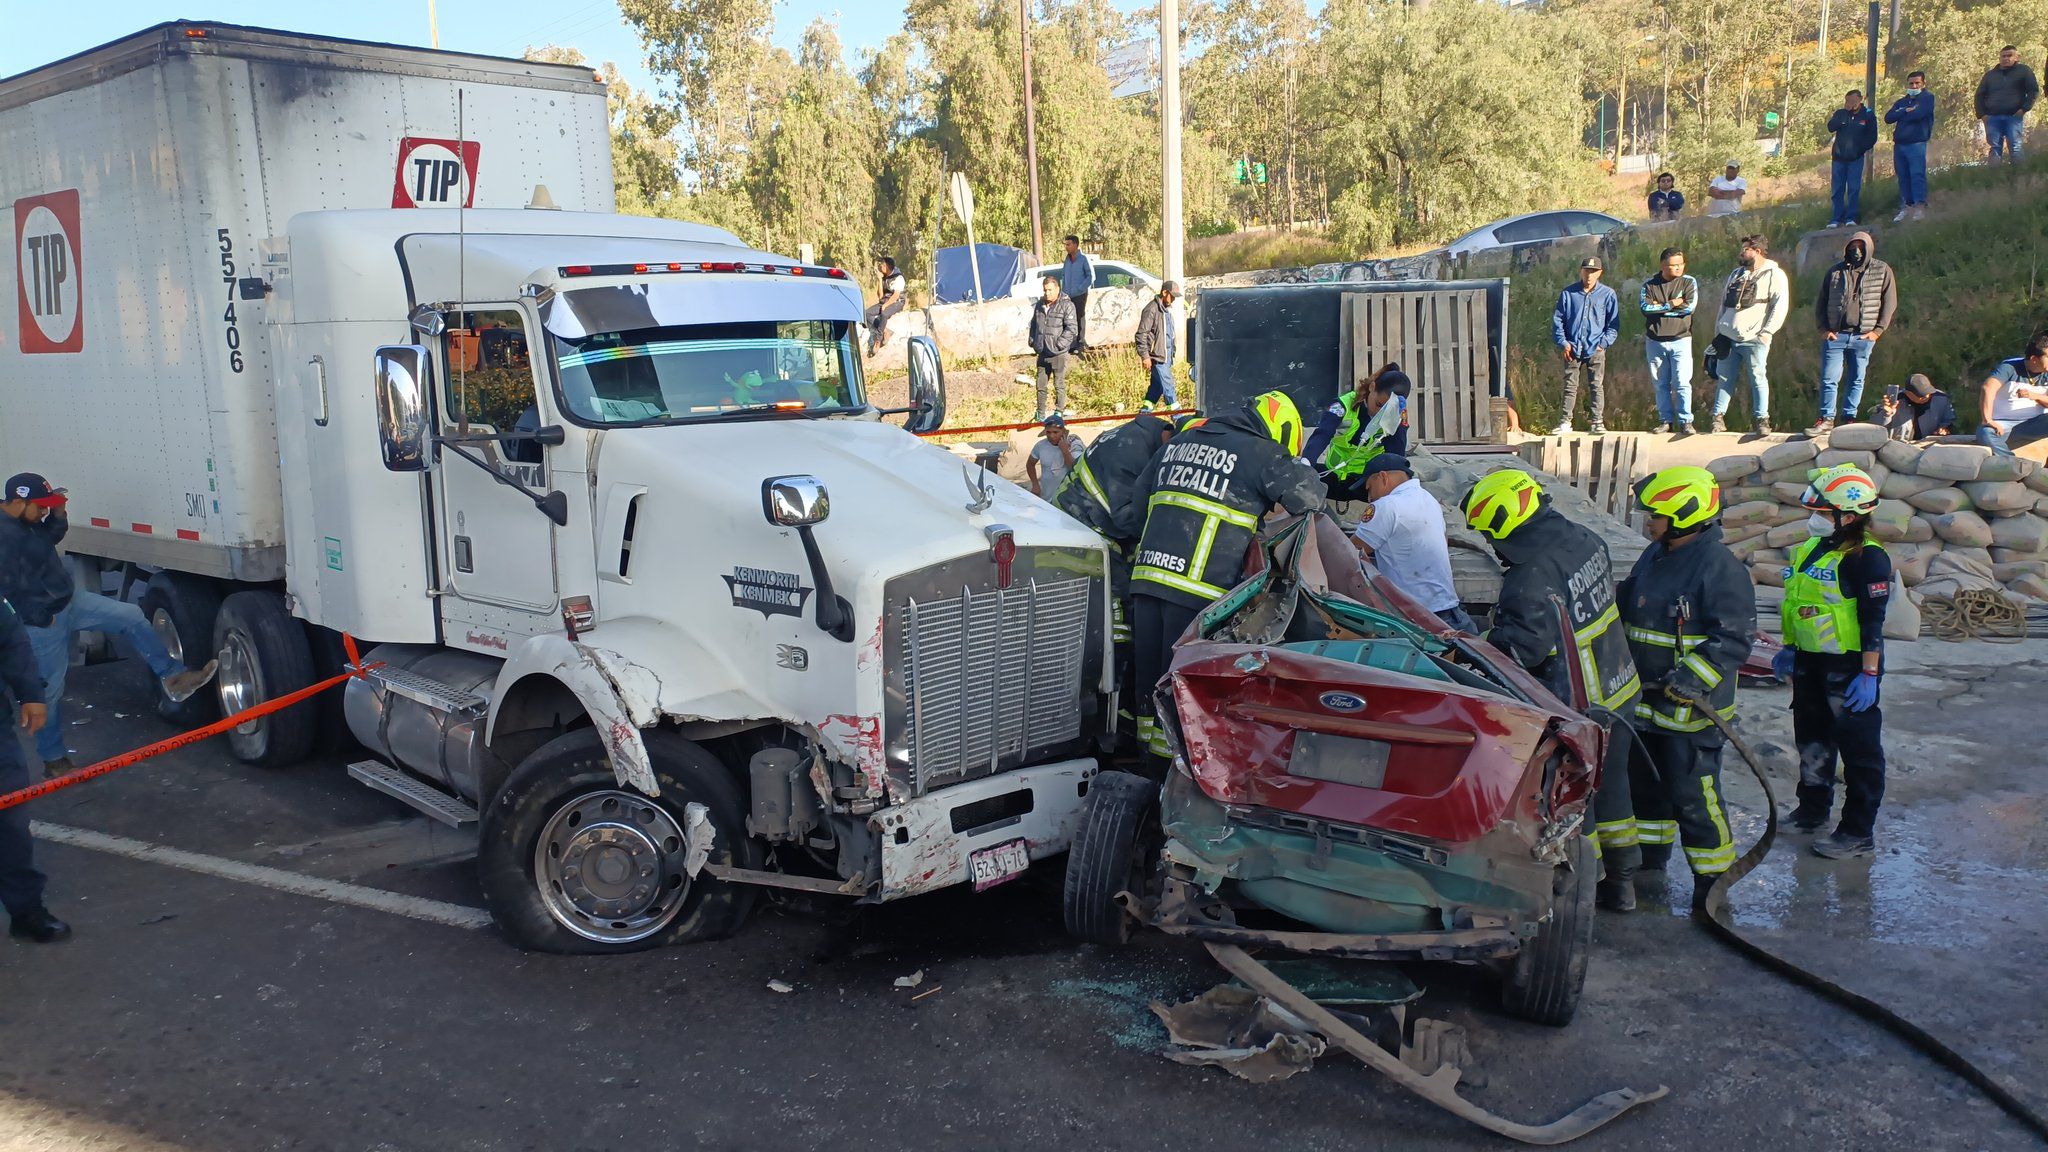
left=0, top=0, right=925, bottom=99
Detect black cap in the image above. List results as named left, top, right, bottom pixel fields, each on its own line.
left=1580, top=256, right=1605, bottom=271
left=1905, top=373, right=1934, bottom=396
left=3, top=473, right=64, bottom=507
left=1359, top=453, right=1412, bottom=480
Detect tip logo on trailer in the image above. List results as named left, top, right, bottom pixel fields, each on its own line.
left=392, top=138, right=482, bottom=209
left=14, top=189, right=82, bottom=354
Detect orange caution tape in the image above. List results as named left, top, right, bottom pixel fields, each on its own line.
left=0, top=643, right=379, bottom=813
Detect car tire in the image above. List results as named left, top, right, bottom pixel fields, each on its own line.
left=1061, top=770, right=1158, bottom=946
left=1500, top=835, right=1597, bottom=1026
left=212, top=590, right=319, bottom=767
left=139, top=571, right=222, bottom=726
left=477, top=729, right=758, bottom=955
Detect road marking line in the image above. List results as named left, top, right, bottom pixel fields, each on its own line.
left=32, top=822, right=494, bottom=931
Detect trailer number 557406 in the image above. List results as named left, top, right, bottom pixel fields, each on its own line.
left=216, top=228, right=244, bottom=374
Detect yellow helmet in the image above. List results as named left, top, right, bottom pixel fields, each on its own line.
left=1634, top=465, right=1722, bottom=530
left=1801, top=463, right=1880, bottom=515
left=1462, top=470, right=1546, bottom=540
left=1174, top=413, right=1207, bottom=433
left=1250, top=391, right=1305, bottom=457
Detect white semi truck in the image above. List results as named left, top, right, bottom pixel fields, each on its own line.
left=0, top=23, right=1110, bottom=951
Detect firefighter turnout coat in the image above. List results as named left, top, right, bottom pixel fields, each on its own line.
left=1486, top=506, right=1641, bottom=716
left=1053, top=411, right=1173, bottom=546
left=1618, top=523, right=1756, bottom=734
left=1130, top=409, right=1325, bottom=608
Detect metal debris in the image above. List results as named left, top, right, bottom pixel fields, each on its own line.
left=1151, top=985, right=1325, bottom=1083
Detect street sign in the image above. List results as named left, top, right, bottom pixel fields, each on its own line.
left=948, top=172, right=975, bottom=227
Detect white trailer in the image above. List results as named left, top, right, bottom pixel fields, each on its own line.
left=0, top=24, right=1110, bottom=952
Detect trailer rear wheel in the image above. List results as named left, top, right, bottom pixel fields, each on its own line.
left=478, top=729, right=758, bottom=954
left=212, top=590, right=319, bottom=768
left=140, top=572, right=222, bottom=726
left=1062, top=770, right=1159, bottom=945
left=1500, top=835, right=1597, bottom=1026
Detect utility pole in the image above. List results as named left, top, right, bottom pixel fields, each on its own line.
left=1019, top=0, right=1045, bottom=265
left=1818, top=0, right=1831, bottom=57
left=1864, top=2, right=1879, bottom=184
left=1160, top=0, right=1185, bottom=294
left=428, top=0, right=440, bottom=49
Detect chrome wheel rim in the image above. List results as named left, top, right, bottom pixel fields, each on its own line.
left=218, top=629, right=262, bottom=735
left=534, top=790, right=691, bottom=944
left=150, top=607, right=184, bottom=666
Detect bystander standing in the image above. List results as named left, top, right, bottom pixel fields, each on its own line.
left=1976, top=45, right=2039, bottom=164
left=1136, top=281, right=1180, bottom=411
left=1026, top=275, right=1077, bottom=420
left=1977, top=334, right=2048, bottom=455
left=1640, top=247, right=1699, bottom=436
left=1826, top=90, right=1879, bottom=228
left=1550, top=257, right=1619, bottom=435
left=1709, top=235, right=1790, bottom=436
left=0, top=593, right=65, bottom=942
left=1884, top=72, right=1935, bottom=221
left=1026, top=414, right=1078, bottom=499
left=1647, top=173, right=1685, bottom=221
left=1882, top=374, right=1957, bottom=441
left=1707, top=161, right=1748, bottom=215
left=1808, top=231, right=1897, bottom=436
left=1060, top=236, right=1093, bottom=354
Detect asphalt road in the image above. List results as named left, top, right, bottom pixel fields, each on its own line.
left=1, top=654, right=2042, bottom=1152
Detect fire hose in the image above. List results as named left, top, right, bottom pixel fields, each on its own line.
left=0, top=636, right=376, bottom=813
left=1664, top=686, right=2048, bottom=1145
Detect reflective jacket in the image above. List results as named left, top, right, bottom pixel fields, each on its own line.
left=1486, top=506, right=1641, bottom=715
left=1618, top=523, right=1756, bottom=734
left=1053, top=412, right=1172, bottom=546
left=1782, top=535, right=1888, bottom=655
left=0, top=511, right=73, bottom=628
left=1130, top=408, right=1324, bottom=608
left=1315, top=392, right=1409, bottom=481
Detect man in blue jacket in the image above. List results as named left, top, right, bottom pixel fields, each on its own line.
left=1826, top=89, right=1880, bottom=227
left=0, top=594, right=68, bottom=942
left=1885, top=72, right=1935, bottom=222
left=1551, top=256, right=1621, bottom=435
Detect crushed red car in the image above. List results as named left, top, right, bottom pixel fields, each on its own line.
left=1065, top=514, right=1609, bottom=1025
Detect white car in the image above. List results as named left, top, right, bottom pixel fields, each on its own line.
left=1439, top=210, right=1628, bottom=259
left=1010, top=257, right=1162, bottom=299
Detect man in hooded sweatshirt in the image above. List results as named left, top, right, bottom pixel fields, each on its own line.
left=1807, top=231, right=1898, bottom=436
left=1708, top=235, right=1791, bottom=436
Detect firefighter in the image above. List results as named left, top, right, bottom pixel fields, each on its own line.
left=1128, top=392, right=1324, bottom=762
left=1773, top=464, right=1891, bottom=860
left=1619, top=465, right=1756, bottom=910
left=1462, top=470, right=1645, bottom=911
left=1053, top=410, right=1187, bottom=739
left=1305, top=363, right=1412, bottom=505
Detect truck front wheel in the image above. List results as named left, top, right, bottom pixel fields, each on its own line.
left=477, top=729, right=758, bottom=954
left=212, top=590, right=318, bottom=767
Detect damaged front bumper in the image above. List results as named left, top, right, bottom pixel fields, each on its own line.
left=871, top=757, right=1098, bottom=899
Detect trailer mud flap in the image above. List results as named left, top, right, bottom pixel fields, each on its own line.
left=1206, top=943, right=1667, bottom=1145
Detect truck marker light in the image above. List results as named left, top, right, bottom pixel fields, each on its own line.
left=132, top=523, right=153, bottom=535
left=183, top=28, right=208, bottom=38
left=564, top=264, right=591, bottom=275
left=176, top=529, right=200, bottom=541
left=667, top=262, right=682, bottom=271
left=633, top=263, right=649, bottom=274
left=89, top=517, right=110, bottom=528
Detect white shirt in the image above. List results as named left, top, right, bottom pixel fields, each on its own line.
left=882, top=271, right=906, bottom=297
left=1353, top=477, right=1460, bottom=614
left=1708, top=175, right=1747, bottom=215
left=1989, top=362, right=2048, bottom=425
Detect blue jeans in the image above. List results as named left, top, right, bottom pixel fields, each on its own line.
left=1713, top=340, right=1771, bottom=423
left=1818, top=333, right=1877, bottom=423
left=1894, top=141, right=1927, bottom=206
left=1145, top=359, right=1177, bottom=407
left=1986, top=114, right=2025, bottom=161
left=1646, top=337, right=1694, bottom=425
left=1978, top=413, right=2048, bottom=456
left=1830, top=159, right=1864, bottom=222
left=27, top=590, right=183, bottom=763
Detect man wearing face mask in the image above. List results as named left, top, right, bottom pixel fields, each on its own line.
left=1884, top=72, right=1935, bottom=222
left=1808, top=231, right=1898, bottom=437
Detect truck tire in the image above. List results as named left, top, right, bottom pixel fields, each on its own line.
left=212, top=590, right=319, bottom=768
left=477, top=729, right=759, bottom=954
left=140, top=571, right=222, bottom=725
left=1500, top=835, right=1597, bottom=1026
left=1061, top=770, right=1158, bottom=945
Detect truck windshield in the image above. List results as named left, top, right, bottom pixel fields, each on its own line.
left=551, top=318, right=865, bottom=425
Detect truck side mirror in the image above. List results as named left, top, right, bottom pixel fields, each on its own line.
left=903, top=336, right=948, bottom=435
left=374, top=345, right=429, bottom=472
left=761, top=475, right=853, bottom=642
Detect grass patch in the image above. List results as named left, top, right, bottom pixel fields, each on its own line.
left=1507, top=154, right=2048, bottom=432
left=1186, top=227, right=1354, bottom=277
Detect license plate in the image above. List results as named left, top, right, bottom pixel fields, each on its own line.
left=969, top=838, right=1030, bottom=891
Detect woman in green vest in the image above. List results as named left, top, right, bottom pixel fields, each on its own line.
left=1772, top=462, right=1892, bottom=860
left=1305, top=364, right=1411, bottom=501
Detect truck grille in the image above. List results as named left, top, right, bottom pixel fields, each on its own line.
left=900, top=575, right=1092, bottom=793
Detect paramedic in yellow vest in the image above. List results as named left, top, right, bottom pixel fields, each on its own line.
left=1619, top=465, right=1756, bottom=911
left=1462, top=470, right=1645, bottom=911
left=1305, top=364, right=1411, bottom=503
left=1772, top=463, right=1891, bottom=860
